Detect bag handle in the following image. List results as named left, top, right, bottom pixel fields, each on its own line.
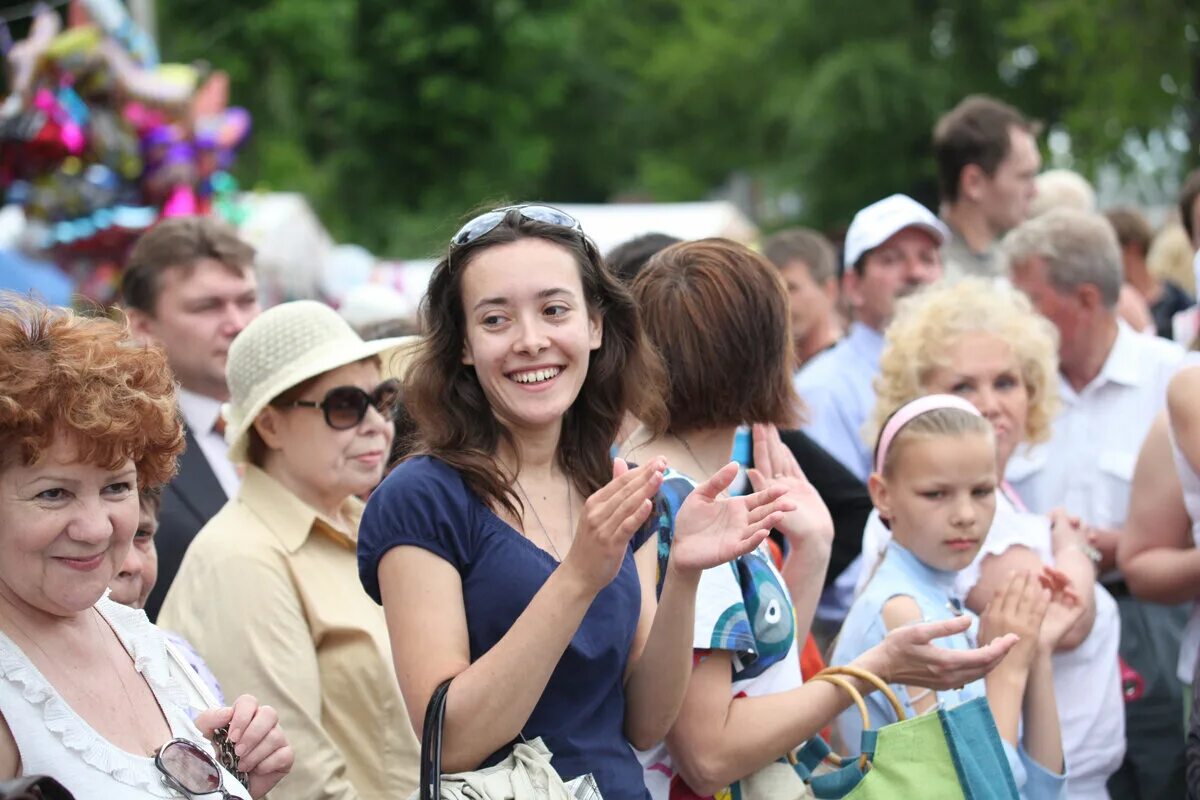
left=164, top=638, right=222, bottom=711
left=809, top=664, right=907, bottom=774
left=808, top=674, right=873, bottom=772
left=419, top=679, right=453, bottom=800
left=814, top=665, right=907, bottom=722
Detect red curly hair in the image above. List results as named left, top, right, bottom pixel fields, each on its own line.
left=0, top=295, right=184, bottom=488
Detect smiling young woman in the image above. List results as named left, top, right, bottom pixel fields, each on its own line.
left=357, top=205, right=800, bottom=799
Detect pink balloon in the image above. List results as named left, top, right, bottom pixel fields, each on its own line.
left=162, top=185, right=197, bottom=217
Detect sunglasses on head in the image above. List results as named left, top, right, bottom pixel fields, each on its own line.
left=450, top=204, right=585, bottom=250
left=276, top=379, right=400, bottom=430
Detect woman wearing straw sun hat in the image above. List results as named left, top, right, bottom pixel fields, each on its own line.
left=159, top=300, right=421, bottom=800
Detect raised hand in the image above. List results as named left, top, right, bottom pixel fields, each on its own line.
left=746, top=423, right=834, bottom=549
left=1048, top=507, right=1086, bottom=552
left=670, top=461, right=795, bottom=574
left=195, top=694, right=293, bottom=798
left=561, top=458, right=667, bottom=595
left=858, top=615, right=1019, bottom=689
left=978, top=571, right=1050, bottom=673
left=1037, top=569, right=1085, bottom=651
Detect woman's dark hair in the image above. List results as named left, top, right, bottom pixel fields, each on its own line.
left=405, top=208, right=668, bottom=517
left=606, top=233, right=682, bottom=284
left=633, top=238, right=800, bottom=434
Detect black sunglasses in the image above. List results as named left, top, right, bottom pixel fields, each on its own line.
left=276, top=379, right=400, bottom=430
left=155, top=737, right=244, bottom=799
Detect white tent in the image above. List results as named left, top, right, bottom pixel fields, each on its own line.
left=553, top=201, right=759, bottom=254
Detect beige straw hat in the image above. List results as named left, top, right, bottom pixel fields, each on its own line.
left=221, top=300, right=418, bottom=463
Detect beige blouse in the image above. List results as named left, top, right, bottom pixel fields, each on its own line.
left=160, top=466, right=419, bottom=800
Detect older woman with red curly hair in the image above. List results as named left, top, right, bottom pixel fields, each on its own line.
left=0, top=295, right=292, bottom=798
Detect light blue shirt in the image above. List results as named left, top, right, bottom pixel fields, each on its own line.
left=793, top=322, right=883, bottom=482
left=831, top=541, right=1067, bottom=800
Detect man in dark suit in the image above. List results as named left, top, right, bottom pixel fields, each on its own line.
left=122, top=217, right=260, bottom=621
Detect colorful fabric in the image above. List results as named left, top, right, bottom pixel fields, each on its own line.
left=640, top=469, right=803, bottom=800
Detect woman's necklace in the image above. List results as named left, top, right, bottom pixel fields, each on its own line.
left=91, top=608, right=167, bottom=754
left=515, top=478, right=574, bottom=561
left=676, top=433, right=713, bottom=478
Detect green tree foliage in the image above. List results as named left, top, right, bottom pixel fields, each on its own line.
left=156, top=0, right=1199, bottom=255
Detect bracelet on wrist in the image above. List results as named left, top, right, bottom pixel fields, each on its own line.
left=1063, top=541, right=1102, bottom=568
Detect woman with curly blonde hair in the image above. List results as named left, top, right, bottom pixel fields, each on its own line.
left=0, top=295, right=293, bottom=798
left=854, top=277, right=1124, bottom=798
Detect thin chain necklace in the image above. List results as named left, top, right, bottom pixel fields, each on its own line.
left=515, top=478, right=574, bottom=561
left=0, top=601, right=161, bottom=753
left=676, top=433, right=713, bottom=478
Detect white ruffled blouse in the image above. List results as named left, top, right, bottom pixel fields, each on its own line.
left=0, top=595, right=250, bottom=798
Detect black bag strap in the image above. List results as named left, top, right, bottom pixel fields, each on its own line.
left=0, top=775, right=75, bottom=800
left=420, top=678, right=454, bottom=800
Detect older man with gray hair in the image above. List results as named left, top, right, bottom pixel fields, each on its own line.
left=1004, top=207, right=1185, bottom=799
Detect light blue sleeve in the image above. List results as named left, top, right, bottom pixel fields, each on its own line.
left=1002, top=739, right=1068, bottom=800
left=794, top=375, right=871, bottom=482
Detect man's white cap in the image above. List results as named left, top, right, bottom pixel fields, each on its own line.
left=843, top=194, right=950, bottom=269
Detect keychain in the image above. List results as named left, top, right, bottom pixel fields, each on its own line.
left=211, top=725, right=251, bottom=789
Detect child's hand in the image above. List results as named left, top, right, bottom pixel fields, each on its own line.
left=1047, top=507, right=1085, bottom=552
left=1036, top=565, right=1080, bottom=605
left=978, top=571, right=1049, bottom=673
left=1037, top=570, right=1085, bottom=652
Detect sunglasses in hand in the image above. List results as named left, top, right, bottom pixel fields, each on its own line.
left=155, top=735, right=247, bottom=799
left=276, top=379, right=401, bottom=430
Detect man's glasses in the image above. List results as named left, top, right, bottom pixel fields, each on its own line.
left=276, top=379, right=400, bottom=430
left=449, top=204, right=585, bottom=250
left=155, top=738, right=245, bottom=799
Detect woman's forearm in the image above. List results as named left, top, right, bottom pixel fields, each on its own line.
left=623, top=563, right=701, bottom=749
left=437, top=567, right=597, bottom=772
left=669, top=671, right=864, bottom=796
left=1123, top=547, right=1200, bottom=604
left=781, top=536, right=831, bottom=646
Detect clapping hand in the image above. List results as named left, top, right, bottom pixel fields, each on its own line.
left=978, top=571, right=1050, bottom=674
left=1036, top=566, right=1085, bottom=651
left=746, top=423, right=834, bottom=550
left=564, top=458, right=667, bottom=595
left=670, top=461, right=795, bottom=575
left=196, top=694, right=293, bottom=798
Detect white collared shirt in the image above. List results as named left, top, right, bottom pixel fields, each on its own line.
left=176, top=387, right=241, bottom=499
left=1006, top=321, right=1184, bottom=530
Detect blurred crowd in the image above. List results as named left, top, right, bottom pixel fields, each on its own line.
left=2, top=93, right=1200, bottom=800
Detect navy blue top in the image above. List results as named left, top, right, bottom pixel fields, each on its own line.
left=359, top=456, right=653, bottom=800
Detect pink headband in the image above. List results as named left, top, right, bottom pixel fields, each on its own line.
left=874, top=394, right=983, bottom=474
